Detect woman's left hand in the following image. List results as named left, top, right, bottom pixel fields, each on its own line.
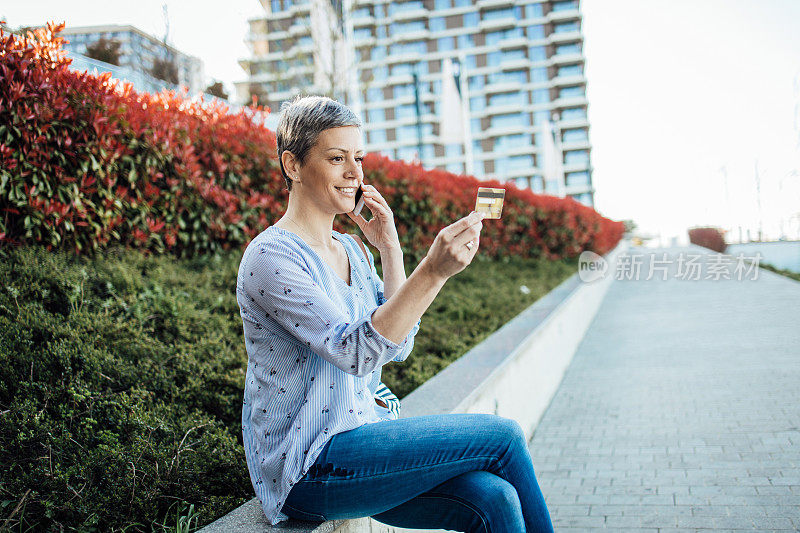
left=346, top=184, right=401, bottom=254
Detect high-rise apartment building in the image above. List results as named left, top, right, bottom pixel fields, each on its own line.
left=60, top=25, right=205, bottom=95
left=239, top=0, right=594, bottom=206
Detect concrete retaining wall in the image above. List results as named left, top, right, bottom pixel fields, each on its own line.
left=201, top=242, right=626, bottom=532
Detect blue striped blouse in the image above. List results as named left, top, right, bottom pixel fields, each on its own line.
left=236, top=226, right=418, bottom=525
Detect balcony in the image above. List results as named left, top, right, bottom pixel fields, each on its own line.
left=555, top=116, right=589, bottom=129
left=479, top=16, right=517, bottom=32
left=477, top=0, right=515, bottom=8
left=553, top=95, right=588, bottom=108
left=389, top=7, right=428, bottom=23
left=551, top=73, right=587, bottom=86
left=500, top=58, right=531, bottom=71
left=482, top=80, right=523, bottom=94
left=351, top=14, right=375, bottom=27
left=390, top=29, right=430, bottom=42
left=549, top=52, right=584, bottom=65
left=560, top=139, right=591, bottom=151
left=549, top=31, right=583, bottom=44
left=547, top=8, right=581, bottom=23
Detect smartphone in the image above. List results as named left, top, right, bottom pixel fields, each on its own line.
left=352, top=185, right=365, bottom=216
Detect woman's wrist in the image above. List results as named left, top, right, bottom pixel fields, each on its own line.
left=378, top=242, right=403, bottom=258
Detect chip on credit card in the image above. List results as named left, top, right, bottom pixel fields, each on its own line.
left=475, top=187, right=505, bottom=219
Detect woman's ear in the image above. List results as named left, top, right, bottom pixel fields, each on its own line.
left=281, top=150, right=300, bottom=183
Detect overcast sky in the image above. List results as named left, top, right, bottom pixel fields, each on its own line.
left=3, top=0, right=799, bottom=243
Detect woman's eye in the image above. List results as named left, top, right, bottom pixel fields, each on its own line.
left=355, top=157, right=364, bottom=164
left=332, top=156, right=343, bottom=162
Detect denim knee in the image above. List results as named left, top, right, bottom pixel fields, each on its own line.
left=479, top=414, right=527, bottom=446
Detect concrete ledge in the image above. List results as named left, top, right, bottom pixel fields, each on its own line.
left=201, top=242, right=626, bottom=532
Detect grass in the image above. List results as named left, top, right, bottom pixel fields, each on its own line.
left=760, top=262, right=800, bottom=282
left=0, top=244, right=575, bottom=531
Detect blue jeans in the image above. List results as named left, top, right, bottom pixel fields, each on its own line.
left=282, top=413, right=554, bottom=533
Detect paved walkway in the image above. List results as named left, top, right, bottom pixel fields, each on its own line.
left=528, top=246, right=800, bottom=532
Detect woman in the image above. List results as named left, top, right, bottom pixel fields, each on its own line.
left=237, top=95, right=553, bottom=532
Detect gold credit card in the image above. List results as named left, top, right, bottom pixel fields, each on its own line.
left=475, top=187, right=505, bottom=219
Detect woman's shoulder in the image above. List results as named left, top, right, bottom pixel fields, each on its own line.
left=242, top=226, right=311, bottom=266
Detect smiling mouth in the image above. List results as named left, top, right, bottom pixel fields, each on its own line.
left=335, top=187, right=357, bottom=195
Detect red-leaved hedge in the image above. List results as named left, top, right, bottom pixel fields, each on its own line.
left=1, top=23, right=624, bottom=261
left=688, top=227, right=727, bottom=253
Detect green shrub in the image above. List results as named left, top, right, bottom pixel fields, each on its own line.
left=0, top=245, right=574, bottom=530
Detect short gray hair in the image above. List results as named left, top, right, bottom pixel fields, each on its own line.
left=276, top=95, right=362, bottom=191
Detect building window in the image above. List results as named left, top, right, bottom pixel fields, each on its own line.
left=390, top=20, right=426, bottom=34
left=446, top=162, right=464, bottom=174
left=354, top=28, right=373, bottom=41
left=445, top=144, right=463, bottom=158
left=554, top=21, right=580, bottom=34
left=491, top=113, right=527, bottom=129
left=571, top=192, right=593, bottom=206
left=397, top=125, right=418, bottom=141
left=485, top=27, right=523, bottom=46
left=470, top=96, right=485, bottom=111
left=387, top=1, right=424, bottom=16
left=498, top=155, right=533, bottom=171
left=552, top=0, right=579, bottom=12
left=487, top=69, right=526, bottom=85
left=430, top=16, right=445, bottom=32
left=396, top=104, right=417, bottom=119
left=438, top=37, right=454, bottom=51
left=557, top=64, right=582, bottom=77
left=488, top=92, right=525, bottom=108
left=397, top=146, right=418, bottom=161
left=391, top=63, right=414, bottom=76
left=394, top=84, right=415, bottom=99
left=555, top=43, right=581, bottom=55
left=566, top=171, right=590, bottom=186
left=559, top=85, right=584, bottom=99
left=352, top=7, right=371, bottom=18
left=483, top=7, right=520, bottom=21
left=563, top=150, right=589, bottom=165
left=532, top=89, right=549, bottom=104
left=495, top=133, right=528, bottom=150
left=531, top=67, right=548, bottom=83
left=560, top=107, right=587, bottom=120
left=435, top=0, right=451, bottom=8
left=368, top=108, right=385, bottom=122
left=527, top=25, right=545, bottom=40
left=457, top=33, right=474, bottom=48
left=562, top=128, right=588, bottom=143
left=533, top=110, right=551, bottom=125
left=525, top=4, right=543, bottom=18
left=488, top=48, right=525, bottom=65
left=371, top=46, right=386, bottom=60
left=529, top=46, right=547, bottom=62
left=390, top=40, right=427, bottom=56
left=271, top=0, right=281, bottom=12
left=370, top=129, right=387, bottom=144
left=468, top=75, right=485, bottom=90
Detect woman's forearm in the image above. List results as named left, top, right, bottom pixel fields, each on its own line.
left=379, top=245, right=406, bottom=299
left=371, top=256, right=446, bottom=344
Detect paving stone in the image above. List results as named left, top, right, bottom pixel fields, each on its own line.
left=528, top=246, right=800, bottom=531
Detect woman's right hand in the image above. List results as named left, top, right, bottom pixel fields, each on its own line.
left=424, top=211, right=485, bottom=280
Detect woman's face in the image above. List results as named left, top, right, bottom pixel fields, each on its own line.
left=294, top=126, right=365, bottom=214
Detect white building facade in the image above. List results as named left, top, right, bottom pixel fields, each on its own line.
left=239, top=0, right=594, bottom=205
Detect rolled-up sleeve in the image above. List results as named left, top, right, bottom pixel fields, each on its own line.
left=243, top=239, right=409, bottom=377
left=361, top=242, right=419, bottom=364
